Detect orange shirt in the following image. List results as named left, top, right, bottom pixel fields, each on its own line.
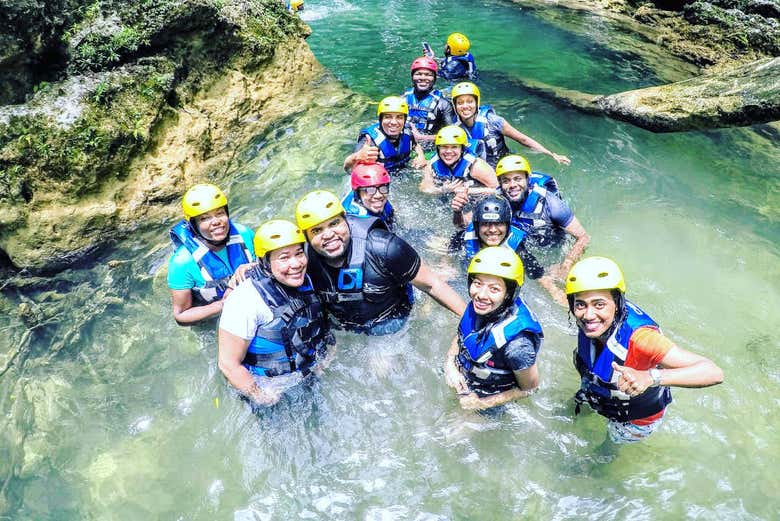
left=625, top=326, right=676, bottom=425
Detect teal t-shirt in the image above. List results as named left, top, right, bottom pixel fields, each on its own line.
left=167, top=222, right=256, bottom=290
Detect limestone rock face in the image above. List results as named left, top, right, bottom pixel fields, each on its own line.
left=595, top=57, right=780, bottom=131
left=0, top=0, right=321, bottom=273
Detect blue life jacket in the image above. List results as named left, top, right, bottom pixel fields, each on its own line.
left=457, top=297, right=543, bottom=395
left=242, top=272, right=331, bottom=378
left=404, top=88, right=445, bottom=133
left=169, top=220, right=252, bottom=303
left=573, top=301, right=673, bottom=421
left=360, top=123, right=413, bottom=172
left=510, top=171, right=562, bottom=232
left=463, top=223, right=526, bottom=261
left=341, top=191, right=395, bottom=229
left=440, top=52, right=477, bottom=81
left=460, top=106, right=509, bottom=167
left=430, top=151, right=476, bottom=181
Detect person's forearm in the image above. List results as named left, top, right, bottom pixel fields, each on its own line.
left=174, top=299, right=223, bottom=325
left=427, top=279, right=467, bottom=315
left=472, top=387, right=535, bottom=409
left=563, top=232, right=590, bottom=269
left=343, top=152, right=359, bottom=172
left=657, top=360, right=724, bottom=388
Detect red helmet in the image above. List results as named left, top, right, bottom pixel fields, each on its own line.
left=350, top=163, right=391, bottom=189
left=410, top=56, right=438, bottom=74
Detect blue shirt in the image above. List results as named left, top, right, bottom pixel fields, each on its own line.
left=167, top=222, right=255, bottom=290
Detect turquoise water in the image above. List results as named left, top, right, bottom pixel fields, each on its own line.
left=1, top=0, right=779, bottom=519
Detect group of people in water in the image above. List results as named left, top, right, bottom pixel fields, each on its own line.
left=167, top=33, right=723, bottom=444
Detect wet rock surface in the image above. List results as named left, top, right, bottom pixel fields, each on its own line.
left=0, top=0, right=320, bottom=274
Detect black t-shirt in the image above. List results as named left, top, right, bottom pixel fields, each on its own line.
left=307, top=221, right=421, bottom=328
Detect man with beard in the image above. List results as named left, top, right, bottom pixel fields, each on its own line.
left=452, top=155, right=588, bottom=306
left=295, top=190, right=466, bottom=335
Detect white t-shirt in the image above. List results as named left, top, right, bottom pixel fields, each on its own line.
left=218, top=279, right=274, bottom=340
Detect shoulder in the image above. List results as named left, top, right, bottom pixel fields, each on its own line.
left=167, top=246, right=199, bottom=289
left=503, top=331, right=540, bottom=370
left=626, top=325, right=675, bottom=369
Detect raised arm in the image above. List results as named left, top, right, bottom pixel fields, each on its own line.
left=501, top=120, right=571, bottom=165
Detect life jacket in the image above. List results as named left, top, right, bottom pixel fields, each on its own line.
left=457, top=297, right=543, bottom=396
left=509, top=172, right=563, bottom=242
left=573, top=301, right=673, bottom=421
left=310, top=215, right=414, bottom=330
left=341, top=191, right=395, bottom=229
left=440, top=52, right=477, bottom=81
left=430, top=151, right=476, bottom=182
left=360, top=123, right=413, bottom=172
left=463, top=223, right=527, bottom=261
left=169, top=220, right=252, bottom=304
left=460, top=106, right=509, bottom=166
left=404, top=88, right=445, bottom=134
left=242, top=273, right=331, bottom=378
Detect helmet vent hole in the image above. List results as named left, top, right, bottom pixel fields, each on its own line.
left=500, top=262, right=510, bottom=267
left=597, top=271, right=609, bottom=279
left=271, top=234, right=281, bottom=240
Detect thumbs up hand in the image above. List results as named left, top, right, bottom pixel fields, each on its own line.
left=612, top=362, right=651, bottom=397
left=359, top=140, right=380, bottom=163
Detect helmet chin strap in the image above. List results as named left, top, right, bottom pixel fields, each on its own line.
left=188, top=217, right=230, bottom=247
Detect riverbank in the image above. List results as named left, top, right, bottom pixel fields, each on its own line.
left=512, top=0, right=780, bottom=71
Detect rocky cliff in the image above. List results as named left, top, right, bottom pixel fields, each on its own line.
left=0, top=0, right=323, bottom=274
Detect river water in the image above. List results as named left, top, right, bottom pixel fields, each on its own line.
left=1, top=0, right=779, bottom=519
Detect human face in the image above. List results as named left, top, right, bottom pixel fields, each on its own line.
left=454, top=94, right=478, bottom=122
left=358, top=184, right=390, bottom=214
left=305, top=215, right=350, bottom=263
left=499, top=172, right=529, bottom=203
left=380, top=112, right=406, bottom=138
left=195, top=207, right=229, bottom=242
left=468, top=274, right=507, bottom=315
left=411, top=69, right=436, bottom=92
left=478, top=222, right=508, bottom=247
left=437, top=144, right=463, bottom=166
left=268, top=244, right=307, bottom=287
left=572, top=289, right=618, bottom=340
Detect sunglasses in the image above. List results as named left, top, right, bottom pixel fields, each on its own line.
left=360, top=184, right=390, bottom=195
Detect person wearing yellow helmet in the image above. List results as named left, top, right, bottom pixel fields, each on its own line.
left=452, top=154, right=588, bottom=307
left=295, top=190, right=466, bottom=335
left=283, top=0, right=303, bottom=13
left=343, top=96, right=426, bottom=174
left=420, top=125, right=497, bottom=196
left=168, top=183, right=256, bottom=325
left=565, top=257, right=723, bottom=443
left=217, top=219, right=333, bottom=407
left=438, top=32, right=478, bottom=82
left=450, top=81, right=571, bottom=169
left=444, top=247, right=542, bottom=410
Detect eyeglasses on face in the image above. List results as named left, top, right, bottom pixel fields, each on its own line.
left=360, top=184, right=390, bottom=196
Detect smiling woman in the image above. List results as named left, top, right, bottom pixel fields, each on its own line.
left=167, top=183, right=256, bottom=325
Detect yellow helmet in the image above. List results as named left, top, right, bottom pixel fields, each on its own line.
left=290, top=0, right=303, bottom=10
left=295, top=190, right=345, bottom=231
left=254, top=219, right=305, bottom=258
left=451, top=81, right=480, bottom=108
left=467, top=246, right=524, bottom=286
left=435, top=125, right=468, bottom=147
left=447, top=32, right=471, bottom=56
left=565, top=256, right=626, bottom=295
left=377, top=96, right=409, bottom=117
left=496, top=155, right=531, bottom=178
left=182, top=183, right=228, bottom=221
